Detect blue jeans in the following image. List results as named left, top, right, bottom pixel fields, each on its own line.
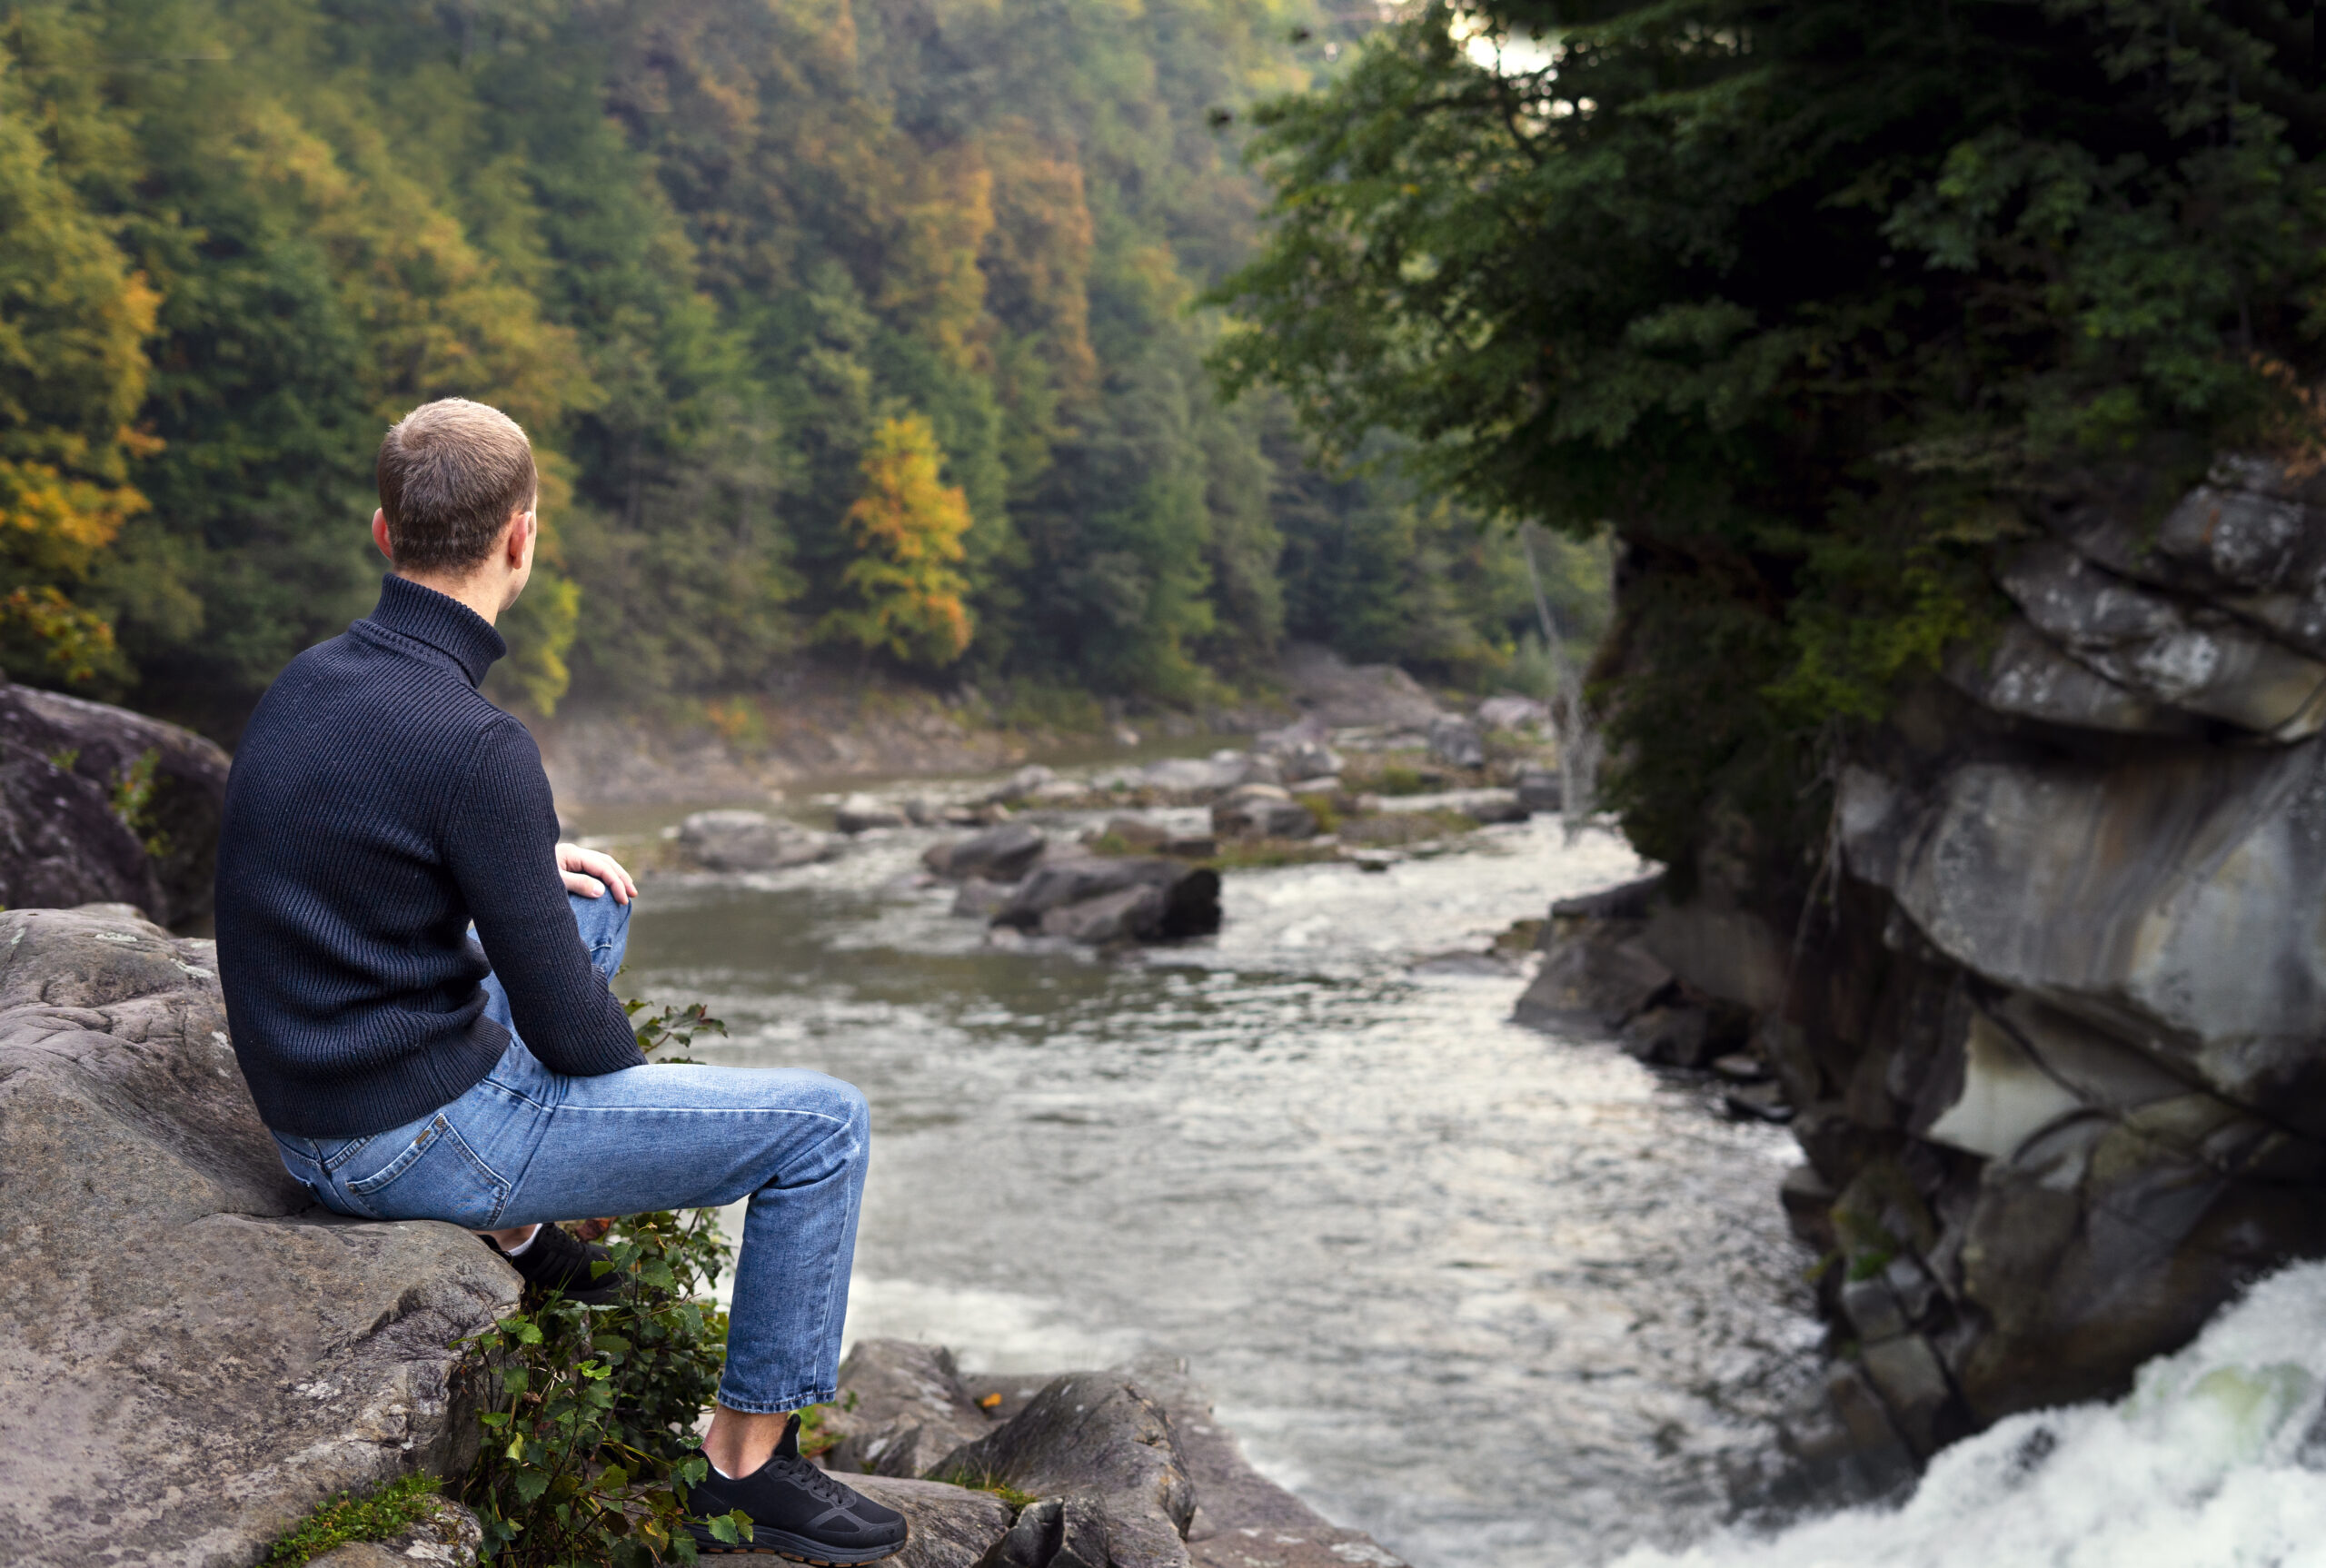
left=270, top=891, right=869, bottom=1414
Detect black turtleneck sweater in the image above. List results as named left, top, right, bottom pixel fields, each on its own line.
left=216, top=575, right=644, bottom=1136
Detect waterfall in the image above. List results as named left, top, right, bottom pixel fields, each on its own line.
left=1615, top=1264, right=2326, bottom=1568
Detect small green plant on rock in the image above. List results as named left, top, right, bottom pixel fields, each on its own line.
left=926, top=1461, right=1038, bottom=1510
left=110, top=746, right=170, bottom=857
left=265, top=1472, right=442, bottom=1565
left=458, top=1208, right=746, bottom=1565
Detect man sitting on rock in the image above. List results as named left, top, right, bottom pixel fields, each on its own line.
left=214, top=396, right=906, bottom=1563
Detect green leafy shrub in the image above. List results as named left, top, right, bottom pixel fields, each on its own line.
left=456, top=997, right=745, bottom=1564
left=457, top=1209, right=746, bottom=1565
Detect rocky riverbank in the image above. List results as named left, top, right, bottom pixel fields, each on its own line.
left=0, top=896, right=1408, bottom=1568
left=1524, top=454, right=2326, bottom=1493
left=638, top=711, right=1564, bottom=951
left=533, top=642, right=1512, bottom=808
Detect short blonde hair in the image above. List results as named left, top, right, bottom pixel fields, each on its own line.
left=375, top=399, right=538, bottom=572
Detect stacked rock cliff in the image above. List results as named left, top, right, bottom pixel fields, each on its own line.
left=1525, top=456, right=2326, bottom=1477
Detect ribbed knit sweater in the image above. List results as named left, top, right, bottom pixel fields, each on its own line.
left=216, top=574, right=644, bottom=1136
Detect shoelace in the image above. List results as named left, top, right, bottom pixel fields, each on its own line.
left=770, top=1454, right=866, bottom=1513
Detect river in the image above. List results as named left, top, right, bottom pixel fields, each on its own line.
left=608, top=802, right=1825, bottom=1566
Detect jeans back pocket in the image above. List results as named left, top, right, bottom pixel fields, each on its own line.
left=341, top=1114, right=512, bottom=1229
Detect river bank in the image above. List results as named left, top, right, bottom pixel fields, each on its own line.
left=532, top=644, right=1457, bottom=805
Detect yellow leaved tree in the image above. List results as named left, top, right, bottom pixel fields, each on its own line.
left=820, top=414, right=975, bottom=667
left=0, top=58, right=158, bottom=685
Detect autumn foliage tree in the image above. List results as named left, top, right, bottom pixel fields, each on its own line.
left=821, top=414, right=975, bottom=667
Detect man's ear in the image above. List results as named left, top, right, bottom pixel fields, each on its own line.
left=507, top=506, right=537, bottom=569
left=371, top=510, right=394, bottom=563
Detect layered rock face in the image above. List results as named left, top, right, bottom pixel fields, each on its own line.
left=0, top=906, right=517, bottom=1567
left=1534, top=459, right=2326, bottom=1475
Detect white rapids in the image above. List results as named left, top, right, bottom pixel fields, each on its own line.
left=1621, top=1262, right=2326, bottom=1568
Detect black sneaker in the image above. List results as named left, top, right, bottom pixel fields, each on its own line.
left=482, top=1224, right=621, bottom=1306
left=686, top=1414, right=909, bottom=1563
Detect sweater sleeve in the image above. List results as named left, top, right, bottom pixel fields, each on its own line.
left=442, top=719, right=647, bottom=1077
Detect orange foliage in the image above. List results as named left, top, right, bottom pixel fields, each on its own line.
left=820, top=414, right=975, bottom=665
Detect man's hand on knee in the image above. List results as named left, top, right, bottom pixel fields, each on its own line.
left=558, top=842, right=637, bottom=905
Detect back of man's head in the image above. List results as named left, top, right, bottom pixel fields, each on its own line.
left=376, top=399, right=538, bottom=574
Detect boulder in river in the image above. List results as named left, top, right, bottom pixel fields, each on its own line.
left=1210, top=784, right=1318, bottom=839
left=836, top=792, right=910, bottom=833
left=0, top=905, right=518, bottom=1565
left=987, top=764, right=1059, bottom=805
left=995, top=855, right=1220, bottom=940
left=1426, top=713, right=1486, bottom=769
left=677, top=809, right=843, bottom=870
left=1041, top=883, right=1168, bottom=944
left=1515, top=765, right=1563, bottom=812
left=924, top=821, right=1048, bottom=880
left=0, top=681, right=229, bottom=927
left=1278, top=739, right=1342, bottom=780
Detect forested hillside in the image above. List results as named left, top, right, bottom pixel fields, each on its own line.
left=0, top=0, right=1605, bottom=739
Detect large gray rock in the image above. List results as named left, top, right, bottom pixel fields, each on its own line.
left=845, top=1475, right=1013, bottom=1568
left=1838, top=748, right=2326, bottom=1137
left=996, top=858, right=1220, bottom=940
left=1125, top=1358, right=1409, bottom=1568
left=1943, top=619, right=2203, bottom=737
left=677, top=809, right=842, bottom=871
left=1210, top=786, right=1318, bottom=840
left=1515, top=930, right=1673, bottom=1030
left=1997, top=540, right=2326, bottom=737
left=0, top=682, right=230, bottom=927
left=822, top=1339, right=994, bottom=1480
left=929, top=1373, right=1195, bottom=1568
left=2053, top=457, right=2326, bottom=659
left=925, top=822, right=1048, bottom=881
left=1426, top=714, right=1485, bottom=769
left=1042, top=886, right=1168, bottom=945
left=0, top=906, right=519, bottom=1566
left=836, top=792, right=910, bottom=833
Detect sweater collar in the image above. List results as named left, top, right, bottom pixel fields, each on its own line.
left=363, top=574, right=507, bottom=687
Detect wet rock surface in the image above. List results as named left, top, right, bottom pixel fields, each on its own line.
left=0, top=681, right=230, bottom=927
left=677, top=808, right=844, bottom=871
left=823, top=1341, right=1405, bottom=1568
left=1528, top=454, right=2326, bottom=1490
left=0, top=905, right=519, bottom=1567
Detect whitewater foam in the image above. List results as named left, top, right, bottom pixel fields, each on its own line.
left=1615, top=1263, right=2326, bottom=1568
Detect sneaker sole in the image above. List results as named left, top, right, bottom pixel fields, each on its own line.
left=685, top=1525, right=906, bottom=1564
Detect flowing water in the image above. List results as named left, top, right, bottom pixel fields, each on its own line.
left=1614, top=1263, right=2326, bottom=1568
left=612, top=806, right=1822, bottom=1566
left=607, top=798, right=2326, bottom=1567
